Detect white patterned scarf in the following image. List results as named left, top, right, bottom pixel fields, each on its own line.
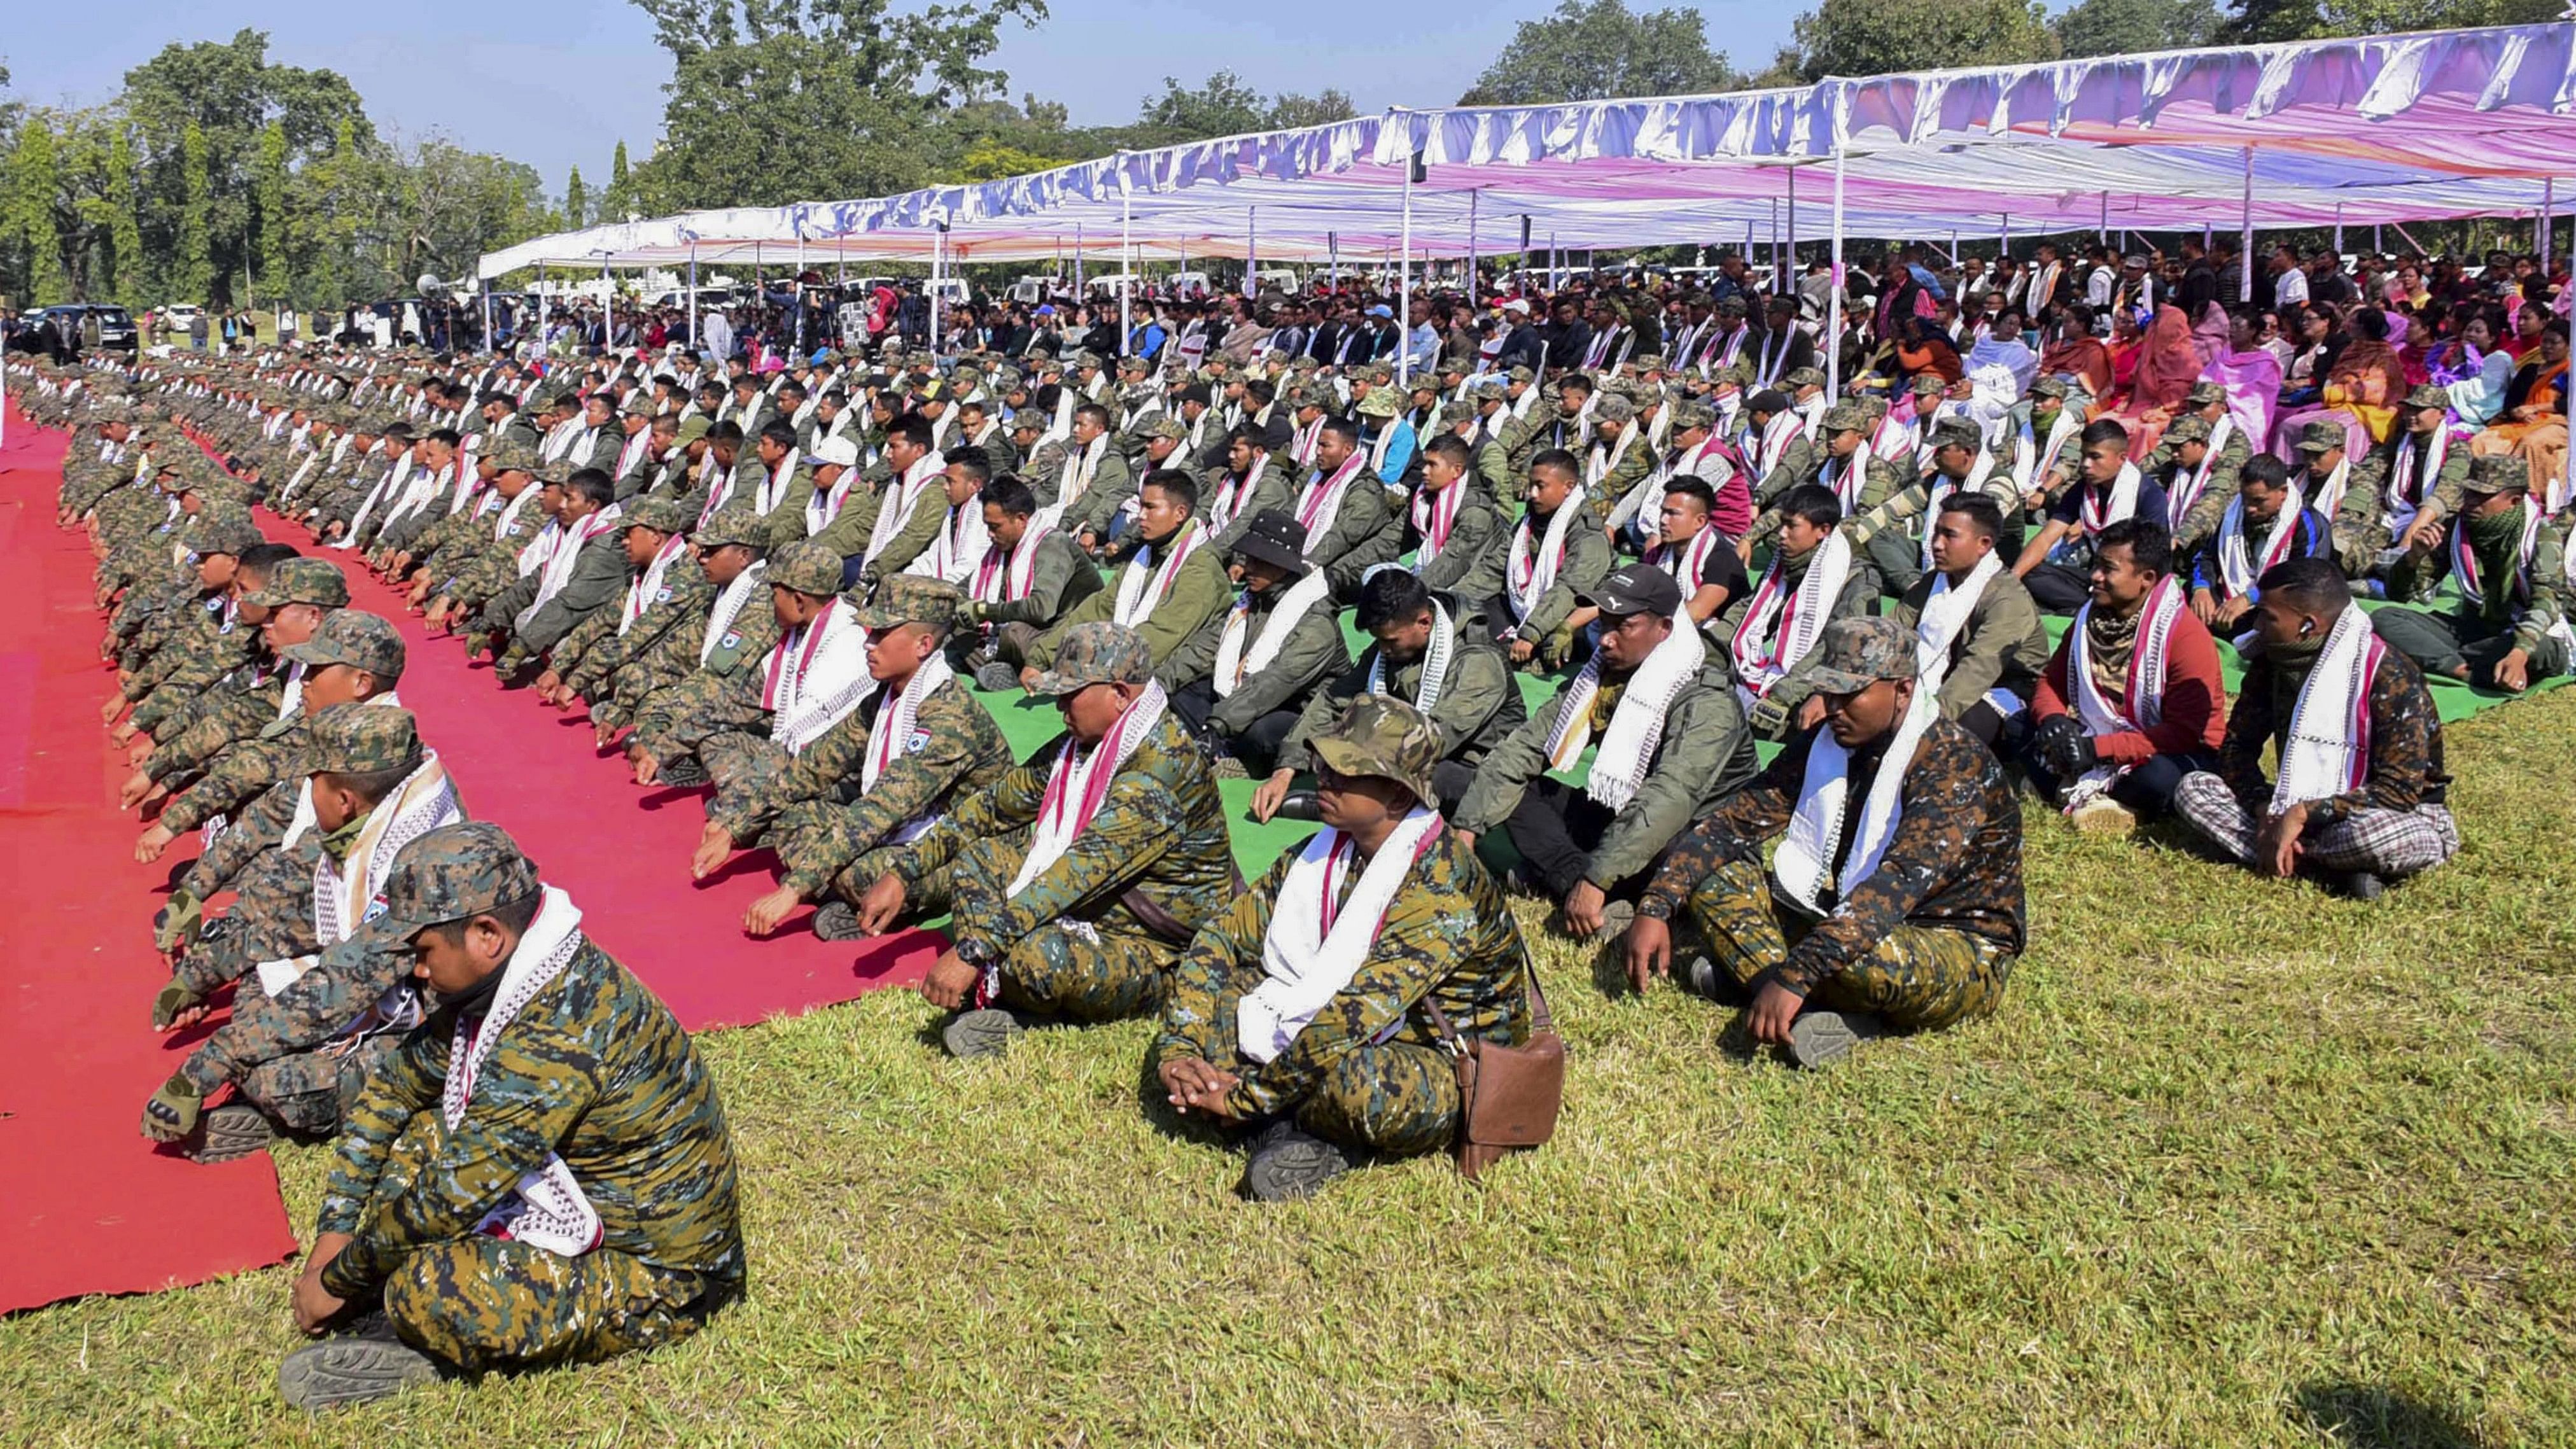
left=762, top=596, right=872, bottom=755
left=698, top=559, right=767, bottom=664
left=1546, top=610, right=1702, bottom=809
left=514, top=503, right=622, bottom=631
left=863, top=450, right=946, bottom=569
left=1774, top=695, right=1937, bottom=916
left=1006, top=681, right=1167, bottom=899
left=1365, top=599, right=1455, bottom=714
left=2273, top=605, right=2384, bottom=812
left=447, top=886, right=602, bottom=1259
left=2219, top=489, right=2306, bottom=598
left=1214, top=568, right=1333, bottom=699
left=972, top=522, right=1052, bottom=606
left=1112, top=522, right=1205, bottom=627
left=620, top=533, right=690, bottom=636
left=1731, top=529, right=1852, bottom=706
left=2064, top=576, right=2185, bottom=810
left=1506, top=494, right=1585, bottom=624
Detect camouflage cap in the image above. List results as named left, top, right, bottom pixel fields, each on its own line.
left=1595, top=392, right=1637, bottom=424
left=1926, top=416, right=1984, bottom=452
left=1439, top=399, right=1480, bottom=426
left=1309, top=694, right=1442, bottom=805
left=193, top=512, right=266, bottom=559
left=241, top=556, right=349, bottom=608
left=2463, top=453, right=2529, bottom=495
left=2185, top=381, right=2227, bottom=408
left=769, top=539, right=845, bottom=596
left=2403, top=382, right=2451, bottom=412
left=1908, top=373, right=1947, bottom=397
left=2030, top=376, right=2071, bottom=401
left=1072, top=349, right=1107, bottom=372
left=360, top=822, right=542, bottom=943
left=486, top=437, right=540, bottom=475
left=1027, top=621, right=1153, bottom=697
left=2164, top=413, right=2213, bottom=446
left=851, top=575, right=964, bottom=633
left=305, top=703, right=424, bottom=777
left=1784, top=366, right=1828, bottom=391
left=675, top=415, right=712, bottom=447
left=1357, top=386, right=1403, bottom=419
left=1669, top=398, right=1716, bottom=432
left=694, top=509, right=767, bottom=552
left=1291, top=384, right=1336, bottom=412
left=1139, top=414, right=1189, bottom=442
left=1505, top=364, right=1536, bottom=384
left=1805, top=615, right=1918, bottom=696
left=1821, top=400, right=1868, bottom=434
left=282, top=609, right=406, bottom=680
left=625, top=496, right=689, bottom=535
left=2294, top=419, right=2348, bottom=454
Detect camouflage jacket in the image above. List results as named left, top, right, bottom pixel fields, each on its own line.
left=2220, top=629, right=2451, bottom=825
left=767, top=681, right=1016, bottom=897
left=894, top=708, right=1237, bottom=960
left=317, top=939, right=745, bottom=1298
left=1640, top=714, right=2027, bottom=991
left=1153, top=826, right=1530, bottom=1118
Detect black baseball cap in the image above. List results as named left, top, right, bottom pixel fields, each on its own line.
left=1578, top=563, right=1684, bottom=619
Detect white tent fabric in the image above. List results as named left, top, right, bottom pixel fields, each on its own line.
left=481, top=24, right=2576, bottom=274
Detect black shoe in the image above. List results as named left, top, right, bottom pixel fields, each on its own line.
left=972, top=660, right=1021, bottom=693
left=657, top=757, right=710, bottom=788
left=2336, top=870, right=2386, bottom=901
left=811, top=900, right=866, bottom=941
left=1273, top=790, right=1323, bottom=822
left=189, top=1102, right=280, bottom=1164
left=1243, top=1122, right=1353, bottom=1202
left=277, top=1321, right=442, bottom=1410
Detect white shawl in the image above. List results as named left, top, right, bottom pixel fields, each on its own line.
left=1774, top=696, right=1937, bottom=916
left=1410, top=478, right=1467, bottom=565
left=2272, top=605, right=2384, bottom=812
left=763, top=596, right=872, bottom=755
left=1112, top=523, right=1206, bottom=627
left=1365, top=600, right=1456, bottom=715
left=909, top=494, right=989, bottom=585
left=1506, top=496, right=1585, bottom=624
left=863, top=450, right=946, bottom=569
left=514, top=504, right=622, bottom=631
left=619, top=533, right=690, bottom=636
left=1292, top=454, right=1365, bottom=552
left=2219, top=489, right=2306, bottom=598
left=1214, top=569, right=1333, bottom=699
left=1910, top=550, right=2004, bottom=704
left=1732, top=530, right=1852, bottom=706
left=1236, top=808, right=1444, bottom=1065
left=1207, top=455, right=1266, bottom=535
left=698, top=559, right=767, bottom=664
left=2076, top=462, right=2143, bottom=540
left=449, top=886, right=602, bottom=1259
left=1545, top=610, right=1702, bottom=809
left=972, top=522, right=1052, bottom=606
left=1006, top=681, right=1167, bottom=898
left=2063, top=577, right=2185, bottom=810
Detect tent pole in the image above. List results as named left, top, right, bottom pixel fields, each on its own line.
left=537, top=262, right=548, bottom=353
left=2544, top=179, right=2556, bottom=272
left=2098, top=192, right=2108, bottom=244
left=689, top=244, right=699, bottom=353
left=1770, top=198, right=1781, bottom=295
left=2334, top=203, right=2344, bottom=256
left=929, top=226, right=943, bottom=357
left=1785, top=167, right=1797, bottom=297
left=1466, top=190, right=1479, bottom=298
left=1074, top=222, right=1084, bottom=292
left=1399, top=139, right=1416, bottom=388
left=2374, top=223, right=2382, bottom=256
left=603, top=259, right=613, bottom=349
left=1999, top=213, right=2010, bottom=271
left=794, top=232, right=807, bottom=356
left=1329, top=233, right=1339, bottom=289
left=1827, top=144, right=1845, bottom=405
left=1246, top=207, right=1258, bottom=300
left=482, top=280, right=494, bottom=356
left=2239, top=147, right=2255, bottom=309
left=1118, top=171, right=1133, bottom=360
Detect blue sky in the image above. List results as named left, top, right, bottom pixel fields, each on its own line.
left=0, top=0, right=1802, bottom=189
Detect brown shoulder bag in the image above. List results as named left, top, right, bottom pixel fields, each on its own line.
left=1422, top=946, right=1564, bottom=1180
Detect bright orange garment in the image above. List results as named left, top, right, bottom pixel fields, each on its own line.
left=2323, top=338, right=2408, bottom=443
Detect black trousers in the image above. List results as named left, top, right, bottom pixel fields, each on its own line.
left=1168, top=678, right=1300, bottom=776
left=1494, top=777, right=1660, bottom=899
left=2024, top=746, right=2216, bottom=818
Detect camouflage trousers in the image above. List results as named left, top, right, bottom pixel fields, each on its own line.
left=174, top=848, right=318, bottom=997
left=234, top=1028, right=393, bottom=1135
left=1680, top=857, right=2013, bottom=1032
left=1184, top=960, right=1459, bottom=1158
left=952, top=830, right=1174, bottom=1023
left=379, top=1235, right=733, bottom=1375
left=768, top=799, right=955, bottom=916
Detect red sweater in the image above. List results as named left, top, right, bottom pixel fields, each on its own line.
left=2032, top=607, right=2229, bottom=767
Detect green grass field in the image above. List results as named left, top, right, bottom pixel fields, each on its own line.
left=5, top=690, right=2573, bottom=1447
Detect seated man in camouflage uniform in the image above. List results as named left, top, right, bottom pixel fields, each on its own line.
left=844, top=623, right=1236, bottom=1059
left=120, top=541, right=300, bottom=752
left=2174, top=557, right=2458, bottom=899
left=1624, top=617, right=2026, bottom=1069
left=682, top=539, right=869, bottom=794
left=693, top=578, right=1011, bottom=937
left=279, top=823, right=743, bottom=1410
left=141, top=706, right=463, bottom=1163
left=2369, top=455, right=2570, bottom=695
left=1154, top=696, right=1536, bottom=1201
left=625, top=522, right=785, bottom=787
left=108, top=514, right=270, bottom=731
left=532, top=496, right=695, bottom=710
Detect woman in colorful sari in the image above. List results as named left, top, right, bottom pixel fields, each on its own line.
left=2204, top=308, right=2284, bottom=447
left=2468, top=317, right=2570, bottom=510
left=2038, top=305, right=2113, bottom=407
left=2272, top=307, right=2404, bottom=459
left=2110, top=304, right=2201, bottom=427
left=2433, top=311, right=2515, bottom=426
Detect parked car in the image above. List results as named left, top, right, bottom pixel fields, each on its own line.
left=31, top=303, right=139, bottom=353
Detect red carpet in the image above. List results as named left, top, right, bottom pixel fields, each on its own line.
left=0, top=414, right=300, bottom=1313
left=234, top=456, right=944, bottom=1030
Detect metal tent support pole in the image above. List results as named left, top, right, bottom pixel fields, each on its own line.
left=2544, top=179, right=2556, bottom=272
left=929, top=226, right=944, bottom=356
left=1770, top=198, right=1781, bottom=291
left=794, top=234, right=807, bottom=355
left=2239, top=147, right=2255, bottom=307
left=1827, top=145, right=1846, bottom=403
left=1074, top=222, right=1085, bottom=292
left=1329, top=232, right=1339, bottom=288
left=1399, top=140, right=1417, bottom=387
left=537, top=262, right=548, bottom=349
left=482, top=281, right=494, bottom=356
left=1785, top=167, right=1798, bottom=297
left=2334, top=203, right=2344, bottom=256
left=2099, top=192, right=2109, bottom=243
left=1245, top=207, right=1258, bottom=299
left=1999, top=213, right=2009, bottom=265
left=1118, top=168, right=1133, bottom=358
left=688, top=246, right=699, bottom=351
left=1466, top=190, right=1479, bottom=297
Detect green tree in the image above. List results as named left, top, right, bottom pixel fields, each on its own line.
left=1791, top=0, right=2059, bottom=80
left=566, top=164, right=587, bottom=228
left=606, top=139, right=633, bottom=221
left=176, top=118, right=212, bottom=304
left=255, top=120, right=290, bottom=305
left=628, top=0, right=1048, bottom=209
left=2057, top=0, right=2220, bottom=55
left=2221, top=0, right=2553, bottom=42
left=1459, top=0, right=1738, bottom=105
left=108, top=127, right=144, bottom=304
left=11, top=116, right=68, bottom=305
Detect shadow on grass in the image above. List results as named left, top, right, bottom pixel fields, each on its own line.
left=2292, top=1383, right=2484, bottom=1449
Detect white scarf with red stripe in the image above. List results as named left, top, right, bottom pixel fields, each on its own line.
left=2219, top=489, right=2306, bottom=598
left=449, top=886, right=602, bottom=1259
left=1207, top=454, right=1266, bottom=535
left=619, top=532, right=690, bottom=635
left=1006, top=681, right=1166, bottom=898
left=514, top=503, right=622, bottom=629
left=1238, top=808, right=1444, bottom=1065
left=973, top=522, right=1053, bottom=607
left=1112, top=522, right=1205, bottom=627
left=1506, top=496, right=1584, bottom=623
left=1410, top=479, right=1466, bottom=565
left=1292, top=453, right=1365, bottom=552
left=1732, top=530, right=1851, bottom=705
left=2064, top=576, right=2185, bottom=810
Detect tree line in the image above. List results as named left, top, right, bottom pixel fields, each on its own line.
left=1, top=0, right=2552, bottom=312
